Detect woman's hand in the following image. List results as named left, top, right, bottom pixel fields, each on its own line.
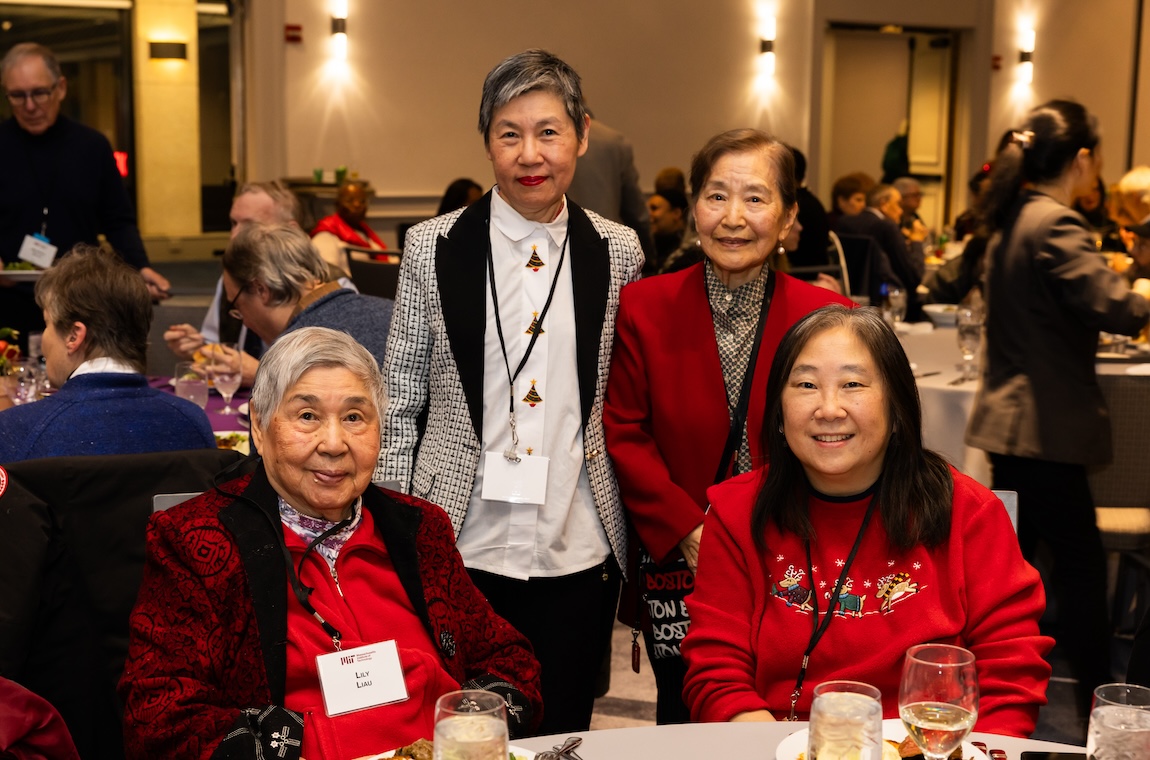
left=1132, top=277, right=1150, bottom=301
left=731, top=709, right=775, bottom=722
left=679, top=524, right=704, bottom=573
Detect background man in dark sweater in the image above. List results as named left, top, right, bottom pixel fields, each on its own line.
left=0, top=42, right=169, bottom=351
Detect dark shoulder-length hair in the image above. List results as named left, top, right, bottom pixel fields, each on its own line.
left=750, top=305, right=954, bottom=553
left=978, top=99, right=1100, bottom=234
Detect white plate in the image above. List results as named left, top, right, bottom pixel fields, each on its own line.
left=238, top=401, right=249, bottom=417
left=775, top=718, right=988, bottom=760
left=0, top=268, right=46, bottom=281
left=370, top=745, right=534, bottom=759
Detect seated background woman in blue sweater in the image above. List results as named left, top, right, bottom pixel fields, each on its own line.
left=0, top=246, right=215, bottom=463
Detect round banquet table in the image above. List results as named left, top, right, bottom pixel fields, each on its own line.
left=148, top=375, right=250, bottom=433
left=516, top=721, right=1082, bottom=759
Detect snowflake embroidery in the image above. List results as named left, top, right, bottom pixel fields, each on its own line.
left=835, top=558, right=845, bottom=567
left=811, top=566, right=818, bottom=573
left=913, top=562, right=922, bottom=570
left=819, top=580, right=827, bottom=588
left=776, top=554, right=785, bottom=562
left=270, top=726, right=301, bottom=758
left=887, top=560, right=896, bottom=567
left=863, top=580, right=872, bottom=588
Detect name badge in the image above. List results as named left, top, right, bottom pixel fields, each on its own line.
left=315, top=639, right=408, bottom=717
left=481, top=452, right=549, bottom=504
left=18, top=234, right=58, bottom=269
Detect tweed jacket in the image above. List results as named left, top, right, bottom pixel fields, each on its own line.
left=967, top=191, right=1150, bottom=465
left=377, top=192, right=644, bottom=572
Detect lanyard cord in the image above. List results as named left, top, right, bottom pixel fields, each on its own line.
left=711, top=271, right=776, bottom=483
left=787, top=495, right=879, bottom=720
left=212, top=471, right=354, bottom=651
left=485, top=223, right=570, bottom=461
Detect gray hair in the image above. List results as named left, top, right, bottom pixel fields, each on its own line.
left=477, top=49, right=587, bottom=145
left=223, top=223, right=328, bottom=306
left=237, top=180, right=300, bottom=224
left=250, top=326, right=385, bottom=434
left=892, top=177, right=920, bottom=196
left=867, top=183, right=898, bottom=209
left=2, top=42, right=62, bottom=84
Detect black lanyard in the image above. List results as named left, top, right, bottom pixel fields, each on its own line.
left=274, top=513, right=355, bottom=650
left=712, top=271, right=776, bottom=483
left=787, top=494, right=879, bottom=720
left=485, top=223, right=570, bottom=461
left=213, top=470, right=355, bottom=651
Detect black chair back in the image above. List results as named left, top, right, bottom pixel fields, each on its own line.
left=0, top=448, right=248, bottom=760
left=836, top=233, right=883, bottom=304
left=347, top=251, right=401, bottom=299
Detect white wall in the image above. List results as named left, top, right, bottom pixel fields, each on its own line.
left=245, top=0, right=1148, bottom=215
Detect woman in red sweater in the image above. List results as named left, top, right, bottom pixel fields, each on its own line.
left=680, top=305, right=1052, bottom=737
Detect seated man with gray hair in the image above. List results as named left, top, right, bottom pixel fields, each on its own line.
left=208, top=222, right=394, bottom=385
left=0, top=246, right=215, bottom=462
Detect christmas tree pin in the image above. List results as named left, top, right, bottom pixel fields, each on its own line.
left=525, top=311, right=545, bottom=336
left=522, top=380, right=542, bottom=407
left=526, top=245, right=545, bottom=271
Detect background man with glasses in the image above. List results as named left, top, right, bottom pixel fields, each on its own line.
left=0, top=42, right=170, bottom=352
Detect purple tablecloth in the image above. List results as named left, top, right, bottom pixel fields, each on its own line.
left=149, top=376, right=250, bottom=433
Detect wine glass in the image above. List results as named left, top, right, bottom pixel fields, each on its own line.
left=174, top=361, right=209, bottom=409
left=808, top=680, right=883, bottom=760
left=433, top=689, right=508, bottom=760
left=207, top=342, right=242, bottom=415
left=898, top=644, right=979, bottom=760
left=886, top=286, right=907, bottom=325
left=955, top=308, right=983, bottom=381
left=1087, top=683, right=1150, bottom=759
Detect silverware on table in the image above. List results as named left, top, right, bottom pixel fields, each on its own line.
left=535, top=735, right=584, bottom=760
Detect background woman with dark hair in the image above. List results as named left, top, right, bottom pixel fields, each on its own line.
left=436, top=177, right=483, bottom=216
left=681, top=305, right=1051, bottom=735
left=966, top=100, right=1150, bottom=713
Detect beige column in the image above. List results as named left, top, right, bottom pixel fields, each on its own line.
left=131, top=0, right=202, bottom=235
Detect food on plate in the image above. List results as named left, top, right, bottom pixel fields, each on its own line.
left=214, top=432, right=249, bottom=454
left=3, top=261, right=37, bottom=270
left=389, top=739, right=527, bottom=760
left=391, top=738, right=433, bottom=760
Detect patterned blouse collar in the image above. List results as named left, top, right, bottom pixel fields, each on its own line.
left=278, top=496, right=363, bottom=568
left=703, top=259, right=769, bottom=314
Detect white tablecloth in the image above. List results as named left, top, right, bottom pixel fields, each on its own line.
left=517, top=721, right=1081, bottom=759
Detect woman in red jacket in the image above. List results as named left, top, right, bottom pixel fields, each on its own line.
left=603, top=129, right=853, bottom=723
left=680, top=305, right=1052, bottom=736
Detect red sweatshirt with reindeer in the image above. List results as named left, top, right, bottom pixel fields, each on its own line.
left=681, top=466, right=1053, bottom=737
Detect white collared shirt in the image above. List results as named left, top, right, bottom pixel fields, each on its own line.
left=456, top=186, right=610, bottom=580
left=70, top=357, right=139, bottom=378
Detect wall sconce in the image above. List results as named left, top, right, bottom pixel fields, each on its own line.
left=331, top=0, right=348, bottom=60
left=759, top=15, right=776, bottom=77
left=149, top=42, right=187, bottom=60
left=1018, top=28, right=1035, bottom=85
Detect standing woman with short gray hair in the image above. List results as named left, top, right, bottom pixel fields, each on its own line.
left=379, top=49, right=644, bottom=734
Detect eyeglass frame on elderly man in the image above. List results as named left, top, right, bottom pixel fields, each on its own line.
left=5, top=80, right=58, bottom=106
left=226, top=283, right=248, bottom=320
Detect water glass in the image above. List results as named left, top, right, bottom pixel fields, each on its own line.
left=174, top=361, right=209, bottom=409
left=956, top=308, right=983, bottom=381
left=206, top=342, right=242, bottom=415
left=808, top=680, right=883, bottom=760
left=883, top=287, right=907, bottom=325
left=898, top=644, right=979, bottom=760
left=8, top=360, right=41, bottom=405
left=433, top=689, right=508, bottom=760
left=1088, top=683, right=1150, bottom=759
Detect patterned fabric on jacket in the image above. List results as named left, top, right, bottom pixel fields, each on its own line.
left=118, top=465, right=542, bottom=760
left=376, top=191, right=644, bottom=572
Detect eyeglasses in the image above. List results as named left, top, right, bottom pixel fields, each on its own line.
left=226, top=285, right=247, bottom=320
left=5, top=82, right=57, bottom=106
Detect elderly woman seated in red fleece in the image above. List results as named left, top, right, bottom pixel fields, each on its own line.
left=119, top=327, right=541, bottom=760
